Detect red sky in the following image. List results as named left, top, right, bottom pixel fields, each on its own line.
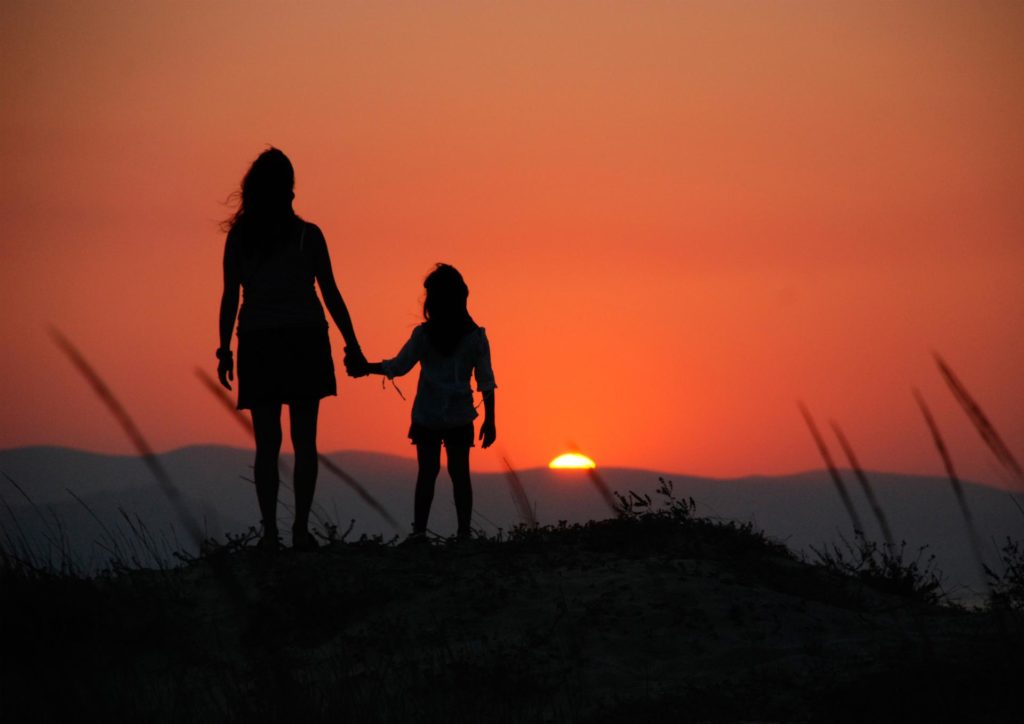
left=2, top=1, right=1022, bottom=487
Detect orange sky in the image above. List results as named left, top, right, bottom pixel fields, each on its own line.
left=1, top=1, right=1022, bottom=487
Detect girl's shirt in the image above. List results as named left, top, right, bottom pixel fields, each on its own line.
left=381, top=324, right=496, bottom=429
left=228, top=220, right=328, bottom=332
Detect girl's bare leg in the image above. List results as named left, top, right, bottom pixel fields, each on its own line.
left=446, top=444, right=472, bottom=538
left=414, top=441, right=443, bottom=534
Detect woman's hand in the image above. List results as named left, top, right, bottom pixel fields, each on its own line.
left=479, top=418, right=496, bottom=449
left=344, top=346, right=369, bottom=377
left=216, top=348, right=234, bottom=390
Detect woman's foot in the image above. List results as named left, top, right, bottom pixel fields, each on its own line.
left=400, top=531, right=428, bottom=546
left=292, top=528, right=320, bottom=552
left=256, top=532, right=282, bottom=554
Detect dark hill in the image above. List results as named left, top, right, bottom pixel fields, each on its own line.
left=1, top=495, right=1020, bottom=723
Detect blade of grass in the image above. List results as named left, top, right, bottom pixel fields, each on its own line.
left=2, top=473, right=66, bottom=564
left=502, top=457, right=537, bottom=528
left=798, top=403, right=864, bottom=538
left=56, top=330, right=298, bottom=705
left=315, top=455, right=401, bottom=532
left=195, top=367, right=254, bottom=435
left=53, top=329, right=203, bottom=547
left=0, top=488, right=45, bottom=572
left=914, top=389, right=991, bottom=593
left=470, top=508, right=501, bottom=535
left=587, top=468, right=622, bottom=517
left=66, top=488, right=128, bottom=568
left=830, top=421, right=895, bottom=550
left=935, top=354, right=1023, bottom=489
left=565, top=439, right=621, bottom=517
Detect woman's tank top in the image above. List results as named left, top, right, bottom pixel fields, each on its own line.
left=236, top=221, right=327, bottom=332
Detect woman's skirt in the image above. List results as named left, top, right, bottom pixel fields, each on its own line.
left=236, top=325, right=337, bottom=410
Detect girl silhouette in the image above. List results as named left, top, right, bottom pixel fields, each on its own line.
left=352, top=264, right=496, bottom=541
left=217, top=147, right=365, bottom=551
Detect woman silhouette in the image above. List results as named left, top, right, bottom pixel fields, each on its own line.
left=216, top=147, right=365, bottom=551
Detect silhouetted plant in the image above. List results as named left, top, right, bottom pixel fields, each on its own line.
left=810, top=536, right=945, bottom=605
left=987, top=537, right=1024, bottom=612
left=317, top=518, right=356, bottom=544
left=614, top=478, right=696, bottom=522
left=185, top=526, right=265, bottom=561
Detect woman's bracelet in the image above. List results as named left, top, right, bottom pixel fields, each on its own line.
left=216, top=347, right=233, bottom=362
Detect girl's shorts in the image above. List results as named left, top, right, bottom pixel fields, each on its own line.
left=236, top=325, right=337, bottom=410
left=408, top=422, right=475, bottom=449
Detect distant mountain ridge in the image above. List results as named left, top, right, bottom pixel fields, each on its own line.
left=1, top=445, right=1020, bottom=597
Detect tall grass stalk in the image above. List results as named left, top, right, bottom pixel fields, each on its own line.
left=830, top=421, right=895, bottom=550
left=798, top=403, right=864, bottom=538
left=55, top=331, right=299, bottom=707
left=2, top=473, right=75, bottom=572
left=195, top=366, right=255, bottom=435
left=502, top=456, right=537, bottom=528
left=196, top=366, right=400, bottom=533
left=587, top=468, right=623, bottom=517
left=469, top=508, right=501, bottom=536
left=0, top=488, right=69, bottom=574
left=913, top=389, right=992, bottom=595
left=66, top=488, right=132, bottom=568
left=562, top=438, right=621, bottom=516
left=315, top=454, right=401, bottom=532
left=53, top=329, right=204, bottom=547
left=935, top=354, right=1024, bottom=490
left=118, top=509, right=175, bottom=570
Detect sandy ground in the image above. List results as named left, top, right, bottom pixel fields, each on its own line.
left=2, top=515, right=1020, bottom=722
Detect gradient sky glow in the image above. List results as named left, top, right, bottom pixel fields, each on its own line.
left=1, top=1, right=1022, bottom=487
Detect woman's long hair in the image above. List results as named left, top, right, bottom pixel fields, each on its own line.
left=222, top=147, right=297, bottom=250
left=423, top=264, right=478, bottom=356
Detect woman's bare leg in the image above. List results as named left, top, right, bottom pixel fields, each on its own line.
left=289, top=398, right=320, bottom=538
left=251, top=403, right=283, bottom=538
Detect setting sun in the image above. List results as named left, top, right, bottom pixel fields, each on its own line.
left=549, top=453, right=597, bottom=470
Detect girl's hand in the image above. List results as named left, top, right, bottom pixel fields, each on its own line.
left=479, top=419, right=496, bottom=448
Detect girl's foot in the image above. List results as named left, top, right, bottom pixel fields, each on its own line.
left=292, top=529, right=320, bottom=552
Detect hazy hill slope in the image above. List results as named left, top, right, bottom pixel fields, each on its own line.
left=1, top=446, right=1020, bottom=595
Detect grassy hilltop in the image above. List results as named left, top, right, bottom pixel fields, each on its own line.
left=2, top=482, right=1021, bottom=723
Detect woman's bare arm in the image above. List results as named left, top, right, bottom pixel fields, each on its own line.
left=310, top=225, right=361, bottom=350
left=217, top=232, right=241, bottom=389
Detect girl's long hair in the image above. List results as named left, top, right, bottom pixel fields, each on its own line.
left=423, top=264, right=478, bottom=356
left=222, top=147, right=297, bottom=250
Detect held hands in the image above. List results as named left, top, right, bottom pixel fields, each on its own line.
left=216, top=348, right=233, bottom=390
left=344, top=345, right=370, bottom=378
left=479, top=418, right=496, bottom=449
